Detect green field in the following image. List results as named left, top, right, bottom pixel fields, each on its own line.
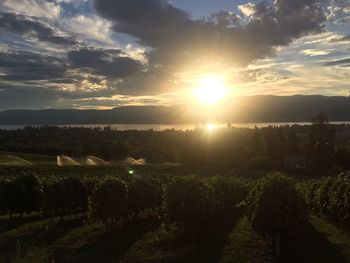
left=0, top=153, right=349, bottom=263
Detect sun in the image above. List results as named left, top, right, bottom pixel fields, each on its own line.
left=192, top=75, right=229, bottom=105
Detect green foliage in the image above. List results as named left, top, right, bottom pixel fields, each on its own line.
left=43, top=177, right=89, bottom=218
left=0, top=179, right=11, bottom=215
left=91, top=178, right=128, bottom=223
left=249, top=173, right=309, bottom=239
left=128, top=176, right=163, bottom=216
left=165, top=176, right=210, bottom=239
left=209, top=176, right=247, bottom=233
left=307, top=113, right=336, bottom=171
left=303, top=174, right=350, bottom=223
left=334, top=147, right=350, bottom=169
left=165, top=175, right=247, bottom=240
left=249, top=156, right=273, bottom=170
left=99, top=141, right=129, bottom=160
left=0, top=122, right=341, bottom=169
left=7, top=174, right=43, bottom=216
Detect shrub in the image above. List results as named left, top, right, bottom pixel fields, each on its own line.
left=249, top=173, right=308, bottom=260
left=128, top=176, right=163, bottom=217
left=7, top=174, right=43, bottom=217
left=165, top=176, right=210, bottom=240
left=209, top=176, right=247, bottom=233
left=0, top=179, right=11, bottom=215
left=91, top=178, right=128, bottom=224
left=303, top=174, right=350, bottom=224
left=43, top=177, right=89, bottom=220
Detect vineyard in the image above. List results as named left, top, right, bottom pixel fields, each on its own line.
left=0, top=165, right=350, bottom=262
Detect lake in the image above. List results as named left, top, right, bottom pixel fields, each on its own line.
left=1, top=121, right=350, bottom=131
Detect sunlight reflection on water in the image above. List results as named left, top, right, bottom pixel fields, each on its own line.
left=1, top=122, right=350, bottom=131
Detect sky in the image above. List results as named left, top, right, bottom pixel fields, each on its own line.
left=0, top=0, right=349, bottom=110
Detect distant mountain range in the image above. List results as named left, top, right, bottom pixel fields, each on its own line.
left=1, top=95, right=350, bottom=125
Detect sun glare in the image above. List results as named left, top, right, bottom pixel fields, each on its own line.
left=207, top=123, right=215, bottom=132
left=193, top=75, right=229, bottom=105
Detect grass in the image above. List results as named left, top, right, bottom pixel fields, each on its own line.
left=123, top=216, right=248, bottom=263
left=122, top=223, right=181, bottom=263
left=310, top=215, right=350, bottom=260
left=25, top=222, right=106, bottom=262
left=3, top=214, right=349, bottom=263
left=22, top=217, right=161, bottom=263
left=0, top=216, right=86, bottom=262
left=275, top=215, right=350, bottom=263
left=219, top=217, right=272, bottom=263
left=0, top=161, right=349, bottom=262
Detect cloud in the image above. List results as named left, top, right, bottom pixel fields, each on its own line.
left=0, top=50, right=66, bottom=81
left=238, top=2, right=256, bottom=17
left=56, top=0, right=88, bottom=5
left=94, top=0, right=327, bottom=67
left=61, top=14, right=114, bottom=45
left=209, top=11, right=241, bottom=28
left=94, top=0, right=190, bottom=47
left=327, top=0, right=350, bottom=19
left=67, top=47, right=144, bottom=78
left=335, top=16, right=350, bottom=24
left=0, top=0, right=347, bottom=110
left=329, top=35, right=350, bottom=42
left=322, top=58, right=350, bottom=66
left=0, top=12, right=76, bottom=46
left=301, top=49, right=334, bottom=56
left=0, top=85, right=63, bottom=110
left=0, top=0, right=61, bottom=19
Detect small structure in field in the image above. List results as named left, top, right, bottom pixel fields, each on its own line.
left=84, top=155, right=109, bottom=166
left=0, top=155, right=33, bottom=166
left=57, top=155, right=80, bottom=166
left=125, top=157, right=146, bottom=165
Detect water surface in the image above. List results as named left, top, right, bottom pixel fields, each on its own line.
left=1, top=122, right=350, bottom=131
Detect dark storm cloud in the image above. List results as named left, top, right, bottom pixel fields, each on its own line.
left=244, top=0, right=325, bottom=46
left=209, top=11, right=241, bottom=28
left=0, top=51, right=66, bottom=81
left=0, top=84, right=64, bottom=110
left=67, top=47, right=144, bottom=78
left=94, top=0, right=190, bottom=47
left=0, top=47, right=144, bottom=83
left=0, top=12, right=76, bottom=46
left=323, top=58, right=350, bottom=66
left=94, top=0, right=326, bottom=66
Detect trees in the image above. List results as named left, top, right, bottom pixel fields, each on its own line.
left=99, top=141, right=129, bottom=161
left=334, top=147, right=350, bottom=169
left=0, top=179, right=11, bottom=216
left=307, top=113, right=336, bottom=171
left=249, top=173, right=308, bottom=262
left=251, top=127, right=263, bottom=155
left=264, top=127, right=285, bottom=169
left=286, top=128, right=299, bottom=154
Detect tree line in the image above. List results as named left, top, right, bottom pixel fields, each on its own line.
left=0, top=114, right=349, bottom=172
